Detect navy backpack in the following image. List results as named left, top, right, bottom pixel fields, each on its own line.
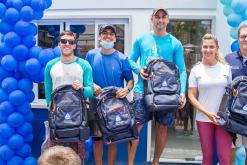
left=218, top=76, right=247, bottom=137
left=96, top=86, right=138, bottom=144
left=144, top=59, right=182, bottom=112
left=49, top=85, right=90, bottom=143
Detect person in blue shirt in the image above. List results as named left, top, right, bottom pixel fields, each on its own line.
left=128, top=8, right=187, bottom=165
left=225, top=24, right=247, bottom=165
left=85, top=24, right=134, bottom=165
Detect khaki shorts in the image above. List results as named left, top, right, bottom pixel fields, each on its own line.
left=236, top=134, right=247, bottom=148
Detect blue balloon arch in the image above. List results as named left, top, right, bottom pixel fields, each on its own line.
left=0, top=0, right=92, bottom=164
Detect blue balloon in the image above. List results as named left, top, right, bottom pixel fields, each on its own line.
left=16, top=102, right=31, bottom=114
left=24, top=134, right=33, bottom=143
left=23, top=156, right=37, bottom=165
left=29, top=23, right=38, bottom=35
left=22, top=35, right=36, bottom=48
left=0, top=22, right=13, bottom=34
left=9, top=90, right=26, bottom=106
left=85, top=137, right=93, bottom=151
left=245, top=8, right=247, bottom=19
left=16, top=122, right=32, bottom=136
left=220, top=0, right=232, bottom=7
left=0, top=0, right=7, bottom=4
left=4, top=8, right=19, bottom=24
left=85, top=151, right=90, bottom=162
left=38, top=48, right=55, bottom=66
left=25, top=91, right=35, bottom=102
left=7, top=112, right=25, bottom=127
left=235, top=145, right=246, bottom=164
left=4, top=32, right=21, bottom=48
left=231, top=0, right=247, bottom=14
left=77, top=25, right=86, bottom=33
left=5, top=0, right=12, bottom=7
left=1, top=77, right=18, bottom=93
left=227, top=13, right=243, bottom=27
left=53, top=46, right=61, bottom=57
left=0, top=123, right=14, bottom=138
left=29, top=46, right=42, bottom=59
left=231, top=40, right=240, bottom=52
left=0, top=43, right=10, bottom=56
left=20, top=6, right=34, bottom=21
left=17, top=61, right=27, bottom=75
left=16, top=144, right=31, bottom=157
left=30, top=71, right=43, bottom=83
left=223, top=6, right=233, bottom=16
left=18, top=78, right=33, bottom=93
left=25, top=58, right=41, bottom=75
left=24, top=111, right=33, bottom=122
left=33, top=10, right=44, bottom=20
left=0, top=66, right=13, bottom=82
left=31, top=0, right=45, bottom=11
left=0, top=137, right=7, bottom=146
left=12, top=44, right=29, bottom=61
left=48, top=26, right=55, bottom=35
left=1, top=55, right=18, bottom=71
left=44, top=0, right=52, bottom=9
left=0, top=3, right=7, bottom=19
left=0, top=111, right=7, bottom=124
left=0, top=101, right=14, bottom=116
left=7, top=156, right=23, bottom=165
left=22, top=0, right=31, bottom=5
left=0, top=89, right=8, bottom=102
left=0, top=145, right=14, bottom=161
left=14, top=20, right=32, bottom=36
left=8, top=134, right=24, bottom=149
left=12, top=0, right=23, bottom=10
left=13, top=71, right=22, bottom=80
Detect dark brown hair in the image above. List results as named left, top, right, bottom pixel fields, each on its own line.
left=59, top=31, right=76, bottom=41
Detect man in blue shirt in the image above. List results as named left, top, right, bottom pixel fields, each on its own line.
left=128, top=8, right=187, bottom=165
left=86, top=25, right=134, bottom=165
left=225, top=24, right=247, bottom=165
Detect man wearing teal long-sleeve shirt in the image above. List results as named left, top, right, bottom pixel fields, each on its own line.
left=127, top=8, right=187, bottom=165
left=45, top=31, right=94, bottom=105
left=44, top=31, right=94, bottom=161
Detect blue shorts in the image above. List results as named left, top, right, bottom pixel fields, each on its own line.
left=133, top=93, right=175, bottom=126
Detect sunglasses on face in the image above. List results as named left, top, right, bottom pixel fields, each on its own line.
left=60, top=39, right=76, bottom=45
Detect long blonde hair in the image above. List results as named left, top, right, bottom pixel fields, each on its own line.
left=201, top=33, right=226, bottom=64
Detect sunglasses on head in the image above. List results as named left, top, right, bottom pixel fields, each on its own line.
left=60, top=39, right=76, bottom=45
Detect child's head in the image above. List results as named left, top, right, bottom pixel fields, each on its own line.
left=38, top=145, right=81, bottom=165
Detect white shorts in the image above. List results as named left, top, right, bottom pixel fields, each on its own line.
left=236, top=134, right=247, bottom=148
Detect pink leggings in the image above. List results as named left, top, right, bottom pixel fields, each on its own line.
left=197, top=121, right=232, bottom=165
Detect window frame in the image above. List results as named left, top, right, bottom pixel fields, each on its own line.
left=31, top=18, right=130, bottom=109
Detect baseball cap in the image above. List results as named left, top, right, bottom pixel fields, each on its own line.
left=152, top=8, right=168, bottom=16
left=99, top=24, right=116, bottom=35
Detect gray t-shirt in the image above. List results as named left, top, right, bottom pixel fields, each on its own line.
left=189, top=62, right=231, bottom=122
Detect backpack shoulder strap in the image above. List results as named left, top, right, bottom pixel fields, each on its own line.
left=231, top=76, right=247, bottom=89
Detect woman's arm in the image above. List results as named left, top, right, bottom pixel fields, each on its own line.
left=188, top=87, right=219, bottom=124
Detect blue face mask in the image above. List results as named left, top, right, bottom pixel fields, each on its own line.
left=99, top=40, right=114, bottom=49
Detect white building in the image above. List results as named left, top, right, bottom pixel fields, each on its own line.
left=32, top=0, right=231, bottom=164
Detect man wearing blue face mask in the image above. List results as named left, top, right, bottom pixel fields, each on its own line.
left=85, top=24, right=134, bottom=165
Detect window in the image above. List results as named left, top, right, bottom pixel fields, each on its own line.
left=32, top=20, right=128, bottom=107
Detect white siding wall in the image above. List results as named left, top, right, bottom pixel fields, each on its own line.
left=43, top=0, right=231, bottom=55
